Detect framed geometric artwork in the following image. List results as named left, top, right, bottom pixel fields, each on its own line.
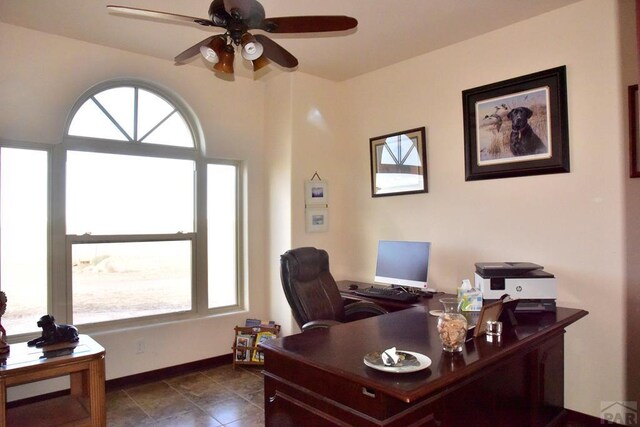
left=369, top=127, right=428, bottom=197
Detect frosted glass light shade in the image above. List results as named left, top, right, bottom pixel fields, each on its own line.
left=200, top=45, right=219, bottom=64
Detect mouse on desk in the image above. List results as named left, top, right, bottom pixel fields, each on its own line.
left=348, top=284, right=359, bottom=290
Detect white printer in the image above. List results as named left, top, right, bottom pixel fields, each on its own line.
left=474, top=262, right=557, bottom=312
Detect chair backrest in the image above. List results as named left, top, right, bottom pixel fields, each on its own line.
left=280, top=247, right=345, bottom=329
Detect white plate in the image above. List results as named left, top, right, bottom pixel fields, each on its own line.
left=363, top=350, right=432, bottom=373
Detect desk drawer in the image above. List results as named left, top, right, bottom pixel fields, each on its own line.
left=264, top=373, right=438, bottom=427
left=263, top=353, right=398, bottom=418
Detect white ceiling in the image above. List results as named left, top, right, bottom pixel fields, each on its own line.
left=0, top=0, right=582, bottom=82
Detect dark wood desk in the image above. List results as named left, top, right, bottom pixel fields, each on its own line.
left=261, top=296, right=587, bottom=426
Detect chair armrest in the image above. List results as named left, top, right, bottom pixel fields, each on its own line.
left=344, top=300, right=388, bottom=321
left=301, top=319, right=342, bottom=331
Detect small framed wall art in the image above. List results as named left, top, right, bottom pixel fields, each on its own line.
left=304, top=179, right=328, bottom=205
left=304, top=173, right=329, bottom=233
left=305, top=207, right=328, bottom=233
left=369, top=127, right=428, bottom=197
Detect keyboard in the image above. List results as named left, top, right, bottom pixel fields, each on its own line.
left=355, top=286, right=420, bottom=303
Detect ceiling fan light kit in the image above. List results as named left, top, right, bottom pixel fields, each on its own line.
left=213, top=44, right=236, bottom=74
left=240, top=33, right=264, bottom=61
left=199, top=35, right=227, bottom=63
left=250, top=54, right=270, bottom=72
left=107, top=0, right=358, bottom=79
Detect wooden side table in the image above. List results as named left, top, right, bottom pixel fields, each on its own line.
left=0, top=334, right=105, bottom=427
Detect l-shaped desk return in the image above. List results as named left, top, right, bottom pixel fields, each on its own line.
left=260, top=280, right=588, bottom=426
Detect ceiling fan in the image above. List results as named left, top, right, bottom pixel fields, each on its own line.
left=107, top=0, right=358, bottom=76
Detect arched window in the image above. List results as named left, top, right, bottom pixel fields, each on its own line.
left=0, top=80, right=241, bottom=335
left=68, top=85, right=194, bottom=147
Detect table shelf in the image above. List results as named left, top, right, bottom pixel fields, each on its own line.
left=8, top=395, right=90, bottom=426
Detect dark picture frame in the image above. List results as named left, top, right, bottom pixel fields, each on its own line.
left=462, top=66, right=570, bottom=181
left=629, top=84, right=640, bottom=178
left=369, top=127, right=428, bottom=197
left=473, top=300, right=504, bottom=338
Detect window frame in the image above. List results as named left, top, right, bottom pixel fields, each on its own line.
left=66, top=232, right=197, bottom=327
left=0, top=142, right=53, bottom=341
left=66, top=79, right=200, bottom=149
left=0, top=79, right=244, bottom=337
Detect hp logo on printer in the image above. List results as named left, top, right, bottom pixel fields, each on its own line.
left=516, top=285, right=523, bottom=292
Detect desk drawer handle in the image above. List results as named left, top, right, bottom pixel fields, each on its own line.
left=268, top=395, right=277, bottom=403
left=361, top=387, right=376, bottom=398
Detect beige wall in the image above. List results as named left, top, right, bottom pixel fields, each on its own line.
left=0, top=22, right=271, bottom=399
left=1, top=0, right=637, bottom=418
left=263, top=72, right=359, bottom=336
left=623, top=0, right=640, bottom=405
left=264, top=73, right=295, bottom=335
left=279, top=0, right=636, bottom=417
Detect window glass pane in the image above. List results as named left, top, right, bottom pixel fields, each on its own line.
left=1, top=147, right=48, bottom=335
left=72, top=240, right=192, bottom=324
left=207, top=164, right=237, bottom=308
left=68, top=86, right=194, bottom=148
left=94, top=87, right=135, bottom=140
left=67, top=151, right=194, bottom=235
left=141, top=112, right=194, bottom=147
left=68, top=98, right=128, bottom=141
left=382, top=135, right=421, bottom=167
left=137, top=89, right=174, bottom=139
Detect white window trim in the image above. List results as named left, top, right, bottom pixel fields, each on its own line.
left=46, top=79, right=245, bottom=333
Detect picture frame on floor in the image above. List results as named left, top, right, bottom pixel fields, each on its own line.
left=235, top=334, right=253, bottom=362
left=251, top=331, right=276, bottom=363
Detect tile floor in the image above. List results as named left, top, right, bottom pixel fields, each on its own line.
left=106, top=364, right=265, bottom=426
left=104, top=363, right=595, bottom=426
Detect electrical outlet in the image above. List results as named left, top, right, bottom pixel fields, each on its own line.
left=135, top=339, right=145, bottom=354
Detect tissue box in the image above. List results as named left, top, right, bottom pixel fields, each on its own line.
left=459, top=289, right=482, bottom=312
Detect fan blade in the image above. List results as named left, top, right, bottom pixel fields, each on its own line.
left=254, top=34, right=298, bottom=68
left=174, top=36, right=217, bottom=63
left=223, top=0, right=265, bottom=27
left=107, top=5, right=218, bottom=27
left=259, top=16, right=357, bottom=33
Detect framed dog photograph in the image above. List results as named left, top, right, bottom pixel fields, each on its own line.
left=462, top=66, right=570, bottom=181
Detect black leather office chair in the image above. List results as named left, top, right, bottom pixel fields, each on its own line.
left=280, top=247, right=387, bottom=331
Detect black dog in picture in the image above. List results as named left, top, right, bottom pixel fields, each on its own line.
left=27, top=315, right=79, bottom=347
left=507, top=107, right=547, bottom=156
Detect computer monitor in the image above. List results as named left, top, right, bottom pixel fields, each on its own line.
left=374, top=240, right=432, bottom=290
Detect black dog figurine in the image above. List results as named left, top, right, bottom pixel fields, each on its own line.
left=507, top=106, right=547, bottom=156
left=27, top=315, right=79, bottom=348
